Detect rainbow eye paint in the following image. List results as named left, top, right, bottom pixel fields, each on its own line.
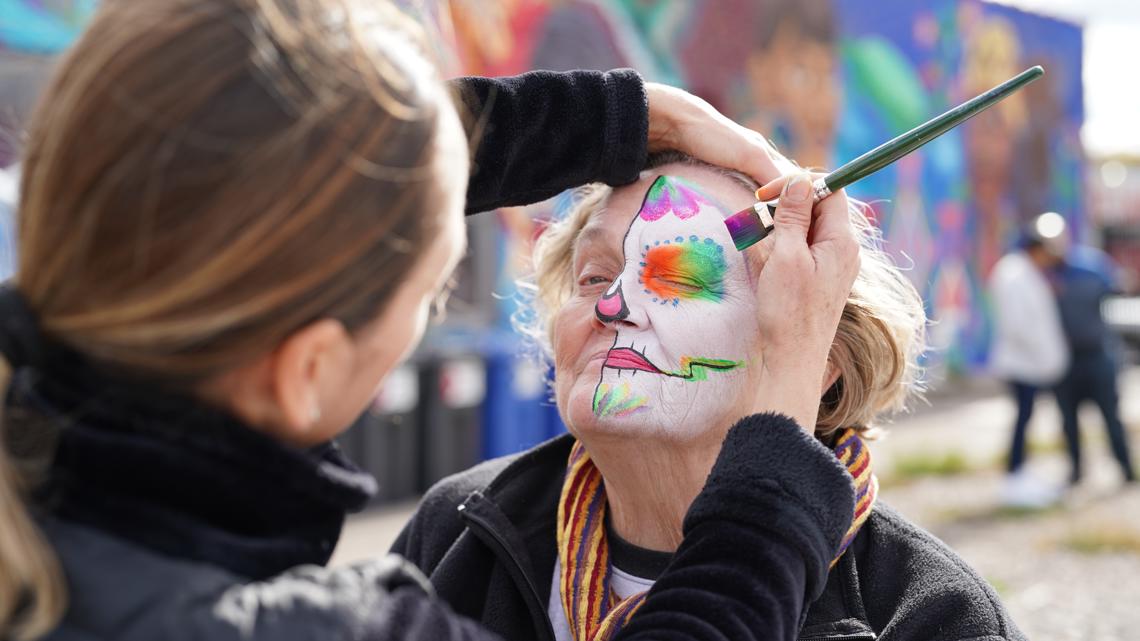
left=639, top=236, right=727, bottom=304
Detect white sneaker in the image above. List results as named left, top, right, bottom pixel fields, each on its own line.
left=1002, top=470, right=1059, bottom=509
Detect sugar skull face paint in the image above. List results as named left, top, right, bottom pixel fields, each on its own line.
left=556, top=170, right=763, bottom=440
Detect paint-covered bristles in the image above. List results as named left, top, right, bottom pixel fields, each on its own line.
left=724, top=206, right=771, bottom=251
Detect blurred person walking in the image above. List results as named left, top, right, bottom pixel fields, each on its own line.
left=988, top=217, right=1068, bottom=507
left=1051, top=227, right=1137, bottom=487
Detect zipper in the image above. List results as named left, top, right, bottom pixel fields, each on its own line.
left=799, top=631, right=877, bottom=641
left=460, top=502, right=556, bottom=641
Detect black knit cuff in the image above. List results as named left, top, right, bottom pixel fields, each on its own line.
left=684, top=413, right=856, bottom=565
left=599, top=68, right=648, bottom=187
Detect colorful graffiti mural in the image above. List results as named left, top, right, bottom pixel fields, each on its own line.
left=0, top=1, right=1086, bottom=374
left=449, top=0, right=1085, bottom=375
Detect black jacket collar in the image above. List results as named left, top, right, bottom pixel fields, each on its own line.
left=453, top=434, right=875, bottom=641
left=11, top=362, right=376, bottom=581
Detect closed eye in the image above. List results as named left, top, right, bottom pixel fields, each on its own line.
left=653, top=277, right=702, bottom=293
left=641, top=240, right=728, bottom=303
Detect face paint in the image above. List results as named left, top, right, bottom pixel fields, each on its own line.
left=602, top=347, right=742, bottom=380
left=638, top=176, right=704, bottom=221
left=639, top=237, right=727, bottom=304
left=592, top=382, right=649, bottom=418
left=595, top=279, right=629, bottom=322
left=569, top=174, right=762, bottom=438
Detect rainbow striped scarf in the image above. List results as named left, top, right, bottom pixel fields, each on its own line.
left=555, top=428, right=877, bottom=641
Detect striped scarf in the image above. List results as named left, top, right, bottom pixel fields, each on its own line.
left=555, top=428, right=877, bottom=641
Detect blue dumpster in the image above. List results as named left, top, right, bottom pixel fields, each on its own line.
left=482, top=330, right=551, bottom=459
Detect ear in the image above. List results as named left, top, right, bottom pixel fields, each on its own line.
left=270, top=318, right=354, bottom=442
left=821, top=361, right=841, bottom=397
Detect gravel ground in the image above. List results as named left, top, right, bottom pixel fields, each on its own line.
left=871, top=368, right=1140, bottom=641
left=337, top=367, right=1140, bottom=640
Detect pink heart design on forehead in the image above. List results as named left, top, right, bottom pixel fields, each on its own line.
left=638, top=175, right=706, bottom=221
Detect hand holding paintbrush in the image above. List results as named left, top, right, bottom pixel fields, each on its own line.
left=725, top=65, right=1045, bottom=251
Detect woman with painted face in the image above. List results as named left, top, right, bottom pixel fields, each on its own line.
left=0, top=1, right=863, bottom=641
left=393, top=153, right=1028, bottom=641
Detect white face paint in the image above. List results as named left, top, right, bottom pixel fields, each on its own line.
left=554, top=170, right=763, bottom=440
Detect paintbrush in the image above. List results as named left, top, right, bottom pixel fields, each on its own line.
left=724, top=65, right=1045, bottom=251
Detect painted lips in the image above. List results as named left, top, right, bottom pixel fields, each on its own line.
left=602, top=347, right=745, bottom=381
left=603, top=347, right=663, bottom=374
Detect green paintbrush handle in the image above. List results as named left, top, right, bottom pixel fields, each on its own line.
left=822, top=65, right=1044, bottom=195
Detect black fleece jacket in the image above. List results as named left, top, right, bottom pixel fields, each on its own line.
left=393, top=434, right=1029, bottom=641
left=455, top=69, right=649, bottom=213
left=13, top=70, right=859, bottom=641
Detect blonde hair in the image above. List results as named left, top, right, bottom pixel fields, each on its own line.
left=521, top=153, right=926, bottom=439
left=1, top=0, right=455, bottom=637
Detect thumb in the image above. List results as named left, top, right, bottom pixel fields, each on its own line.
left=772, top=173, right=814, bottom=243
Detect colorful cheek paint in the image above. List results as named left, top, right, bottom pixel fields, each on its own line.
left=671, top=356, right=743, bottom=381
left=639, top=236, right=727, bottom=305
left=592, top=382, right=649, bottom=418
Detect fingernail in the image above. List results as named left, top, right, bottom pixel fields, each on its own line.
left=783, top=174, right=812, bottom=203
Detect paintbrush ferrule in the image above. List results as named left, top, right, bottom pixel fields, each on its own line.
left=812, top=177, right=832, bottom=202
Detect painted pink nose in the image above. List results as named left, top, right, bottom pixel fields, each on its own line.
left=595, top=280, right=629, bottom=322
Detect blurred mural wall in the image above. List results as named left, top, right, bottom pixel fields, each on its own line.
left=0, top=1, right=1088, bottom=376
left=1, top=1, right=100, bottom=277
left=448, top=0, right=1085, bottom=376
left=1, top=0, right=98, bottom=160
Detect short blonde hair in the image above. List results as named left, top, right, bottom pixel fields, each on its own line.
left=520, top=153, right=926, bottom=438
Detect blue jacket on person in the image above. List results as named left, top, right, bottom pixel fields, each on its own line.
left=1054, top=248, right=1121, bottom=355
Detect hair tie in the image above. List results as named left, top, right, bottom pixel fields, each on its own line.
left=0, top=284, right=47, bottom=371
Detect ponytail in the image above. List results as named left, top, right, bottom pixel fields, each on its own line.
left=0, top=358, right=67, bottom=639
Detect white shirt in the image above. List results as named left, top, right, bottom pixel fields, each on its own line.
left=548, top=559, right=657, bottom=641
left=988, top=251, right=1069, bottom=384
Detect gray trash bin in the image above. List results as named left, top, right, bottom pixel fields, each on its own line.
left=418, top=354, right=485, bottom=491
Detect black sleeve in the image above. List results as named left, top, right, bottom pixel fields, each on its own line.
left=615, top=413, right=856, bottom=641
left=449, top=69, right=649, bottom=215
left=381, top=413, right=854, bottom=641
